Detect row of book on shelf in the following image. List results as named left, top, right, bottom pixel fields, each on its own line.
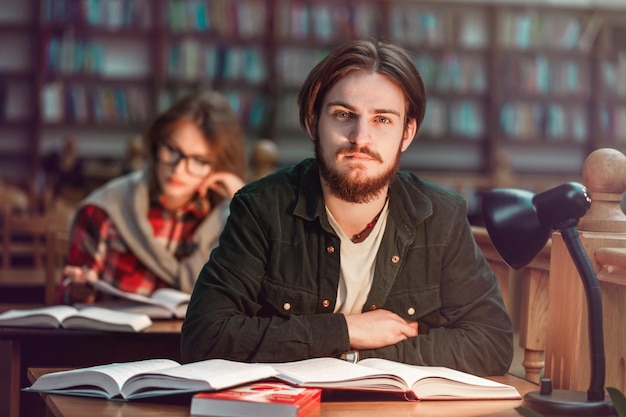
left=24, top=356, right=521, bottom=416
left=41, top=82, right=150, bottom=125
left=166, top=41, right=267, bottom=83
left=498, top=56, right=589, bottom=95
left=39, top=82, right=268, bottom=129
left=41, top=0, right=597, bottom=51
left=499, top=102, right=588, bottom=143
left=168, top=0, right=267, bottom=37
left=41, top=0, right=152, bottom=28
left=46, top=39, right=602, bottom=98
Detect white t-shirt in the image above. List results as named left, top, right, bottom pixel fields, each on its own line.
left=326, top=201, right=389, bottom=314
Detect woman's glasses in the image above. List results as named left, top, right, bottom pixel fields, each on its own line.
left=157, top=142, right=212, bottom=178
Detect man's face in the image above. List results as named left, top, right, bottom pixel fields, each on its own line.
left=313, top=71, right=416, bottom=203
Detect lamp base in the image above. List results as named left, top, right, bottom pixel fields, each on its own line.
left=523, top=390, right=615, bottom=417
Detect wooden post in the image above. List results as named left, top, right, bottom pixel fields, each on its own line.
left=472, top=225, right=550, bottom=383
left=544, top=148, right=626, bottom=391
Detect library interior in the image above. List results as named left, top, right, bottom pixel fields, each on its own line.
left=1, top=1, right=626, bottom=417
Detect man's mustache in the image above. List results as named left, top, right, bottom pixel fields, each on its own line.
left=336, top=144, right=383, bottom=163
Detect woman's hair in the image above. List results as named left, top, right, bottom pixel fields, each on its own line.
left=297, top=39, right=426, bottom=139
left=144, top=91, right=247, bottom=205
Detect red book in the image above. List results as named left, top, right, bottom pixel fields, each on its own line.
left=190, top=382, right=321, bottom=417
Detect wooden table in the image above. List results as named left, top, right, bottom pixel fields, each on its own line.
left=27, top=368, right=539, bottom=417
left=0, top=320, right=182, bottom=417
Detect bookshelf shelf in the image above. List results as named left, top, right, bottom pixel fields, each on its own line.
left=1, top=0, right=626, bottom=186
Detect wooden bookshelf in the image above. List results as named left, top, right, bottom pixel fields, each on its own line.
left=1, top=0, right=626, bottom=191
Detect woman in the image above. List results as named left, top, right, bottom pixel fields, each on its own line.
left=58, top=91, right=247, bottom=304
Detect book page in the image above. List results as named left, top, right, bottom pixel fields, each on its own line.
left=360, top=358, right=510, bottom=388
left=121, top=359, right=279, bottom=398
left=92, top=280, right=168, bottom=307
left=67, top=306, right=152, bottom=332
left=0, top=305, right=78, bottom=328
left=149, top=288, right=190, bottom=312
left=272, top=357, right=405, bottom=390
left=91, top=281, right=189, bottom=315
left=358, top=358, right=520, bottom=399
left=78, top=300, right=175, bottom=319
left=28, top=359, right=180, bottom=398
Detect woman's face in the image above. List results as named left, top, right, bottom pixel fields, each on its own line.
left=156, top=120, right=213, bottom=210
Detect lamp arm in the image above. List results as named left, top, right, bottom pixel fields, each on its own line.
left=559, top=225, right=606, bottom=402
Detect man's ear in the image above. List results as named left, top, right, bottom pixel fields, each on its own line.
left=400, top=118, right=417, bottom=152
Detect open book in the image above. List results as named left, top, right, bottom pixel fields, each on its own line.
left=25, top=357, right=520, bottom=402
left=0, top=305, right=152, bottom=332
left=271, top=357, right=521, bottom=400
left=89, top=280, right=190, bottom=319
left=25, top=358, right=280, bottom=400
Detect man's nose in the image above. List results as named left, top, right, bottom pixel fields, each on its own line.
left=349, top=118, right=372, bottom=145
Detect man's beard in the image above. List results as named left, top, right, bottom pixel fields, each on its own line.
left=315, top=140, right=400, bottom=204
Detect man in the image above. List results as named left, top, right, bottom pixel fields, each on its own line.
left=182, top=40, right=514, bottom=376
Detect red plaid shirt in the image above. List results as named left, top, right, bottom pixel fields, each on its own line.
left=63, top=195, right=209, bottom=298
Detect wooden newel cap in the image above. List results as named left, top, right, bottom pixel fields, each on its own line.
left=578, top=148, right=626, bottom=232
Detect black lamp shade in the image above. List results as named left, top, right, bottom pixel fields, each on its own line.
left=481, top=182, right=591, bottom=270
left=482, top=188, right=551, bottom=270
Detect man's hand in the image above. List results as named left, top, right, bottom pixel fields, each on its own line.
left=344, top=309, right=419, bottom=350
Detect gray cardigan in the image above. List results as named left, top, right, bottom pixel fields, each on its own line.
left=80, top=169, right=228, bottom=293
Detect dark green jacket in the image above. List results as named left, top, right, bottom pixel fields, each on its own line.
left=182, top=158, right=513, bottom=376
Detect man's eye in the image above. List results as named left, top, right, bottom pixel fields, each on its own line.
left=334, top=111, right=350, bottom=119
left=376, top=116, right=390, bottom=124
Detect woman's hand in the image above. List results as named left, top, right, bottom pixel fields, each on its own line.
left=62, top=265, right=98, bottom=304
left=200, top=172, right=245, bottom=199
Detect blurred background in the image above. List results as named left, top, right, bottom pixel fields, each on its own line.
left=1, top=0, right=626, bottom=260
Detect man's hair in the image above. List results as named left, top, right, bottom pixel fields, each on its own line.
left=297, top=39, right=426, bottom=138
left=144, top=90, right=247, bottom=205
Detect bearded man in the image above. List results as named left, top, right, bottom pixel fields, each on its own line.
left=181, top=39, right=514, bottom=377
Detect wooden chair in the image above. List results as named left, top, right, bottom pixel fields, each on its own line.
left=1, top=209, right=48, bottom=269
left=0, top=200, right=74, bottom=305
left=0, top=183, right=35, bottom=270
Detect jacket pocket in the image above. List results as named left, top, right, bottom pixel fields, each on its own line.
left=386, top=284, right=446, bottom=331
left=259, top=278, right=319, bottom=317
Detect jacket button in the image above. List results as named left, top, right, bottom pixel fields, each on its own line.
left=407, top=307, right=416, bottom=315
left=391, top=255, right=400, bottom=263
left=322, top=299, right=330, bottom=308
left=283, top=303, right=291, bottom=311
left=326, top=246, right=335, bottom=254
left=370, top=304, right=377, bottom=310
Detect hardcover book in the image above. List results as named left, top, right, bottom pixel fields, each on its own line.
left=190, top=382, right=321, bottom=417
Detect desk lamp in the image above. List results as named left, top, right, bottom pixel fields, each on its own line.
left=482, top=182, right=616, bottom=417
